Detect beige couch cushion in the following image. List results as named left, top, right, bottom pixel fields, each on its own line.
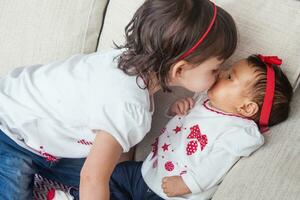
left=212, top=88, right=300, bottom=200
left=217, top=0, right=300, bottom=90
left=0, top=0, right=108, bottom=76
left=97, top=0, right=144, bottom=51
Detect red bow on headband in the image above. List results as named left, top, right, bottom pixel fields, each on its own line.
left=258, top=55, right=282, bottom=66
left=257, top=54, right=282, bottom=133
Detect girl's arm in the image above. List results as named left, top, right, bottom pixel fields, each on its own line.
left=80, top=130, right=122, bottom=200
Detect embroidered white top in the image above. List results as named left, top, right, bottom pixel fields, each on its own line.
left=141, top=93, right=264, bottom=200
left=0, top=49, right=153, bottom=159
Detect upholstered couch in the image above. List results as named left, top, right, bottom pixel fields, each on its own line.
left=0, top=0, right=299, bottom=199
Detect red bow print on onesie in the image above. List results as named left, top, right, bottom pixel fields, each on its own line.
left=186, top=125, right=207, bottom=155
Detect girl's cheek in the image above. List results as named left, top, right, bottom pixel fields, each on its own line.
left=207, top=75, right=217, bottom=87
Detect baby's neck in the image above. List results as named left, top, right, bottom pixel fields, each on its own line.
left=207, top=100, right=242, bottom=117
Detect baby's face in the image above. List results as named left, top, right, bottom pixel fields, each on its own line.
left=207, top=59, right=257, bottom=114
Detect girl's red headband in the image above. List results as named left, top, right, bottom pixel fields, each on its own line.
left=258, top=55, right=282, bottom=133
left=177, top=2, right=217, bottom=61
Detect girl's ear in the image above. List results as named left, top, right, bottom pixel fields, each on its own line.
left=237, top=101, right=259, bottom=118
left=170, top=60, right=191, bottom=81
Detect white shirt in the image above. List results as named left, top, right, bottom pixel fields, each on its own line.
left=141, top=93, right=264, bottom=200
left=0, top=49, right=153, bottom=159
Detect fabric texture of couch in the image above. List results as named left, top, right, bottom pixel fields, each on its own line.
left=0, top=0, right=108, bottom=76
left=0, top=0, right=299, bottom=199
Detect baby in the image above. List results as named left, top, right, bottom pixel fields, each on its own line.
left=109, top=54, right=293, bottom=200
left=49, top=54, right=293, bottom=200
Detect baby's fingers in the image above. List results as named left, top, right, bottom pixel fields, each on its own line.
left=177, top=102, right=186, bottom=115
left=186, top=97, right=195, bottom=109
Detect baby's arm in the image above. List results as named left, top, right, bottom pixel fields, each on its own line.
left=80, top=130, right=122, bottom=200
left=161, top=176, right=191, bottom=197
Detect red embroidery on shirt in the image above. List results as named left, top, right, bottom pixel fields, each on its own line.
left=77, top=139, right=93, bottom=145
left=160, top=127, right=166, bottom=134
left=203, top=99, right=251, bottom=120
left=186, top=125, right=208, bottom=155
left=37, top=146, right=58, bottom=162
left=151, top=137, right=159, bottom=159
left=173, top=126, right=181, bottom=134
left=41, top=152, right=58, bottom=162
left=180, top=170, right=187, bottom=176
left=161, top=143, right=170, bottom=151
left=165, top=161, right=174, bottom=171
left=186, top=140, right=198, bottom=155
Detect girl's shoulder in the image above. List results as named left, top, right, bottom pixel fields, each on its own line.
left=85, top=48, right=124, bottom=67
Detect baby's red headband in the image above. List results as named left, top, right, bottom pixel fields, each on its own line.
left=258, top=55, right=282, bottom=133
left=176, top=2, right=217, bottom=61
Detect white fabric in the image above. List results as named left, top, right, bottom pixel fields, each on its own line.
left=141, top=95, right=264, bottom=200
left=0, top=49, right=152, bottom=158
left=0, top=0, right=108, bottom=76
left=50, top=189, right=73, bottom=200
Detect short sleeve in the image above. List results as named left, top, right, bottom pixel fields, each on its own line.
left=219, top=125, right=265, bottom=157
left=90, top=102, right=152, bottom=153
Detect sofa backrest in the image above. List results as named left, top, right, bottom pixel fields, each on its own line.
left=0, top=0, right=109, bottom=76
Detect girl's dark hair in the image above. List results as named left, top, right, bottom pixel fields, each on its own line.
left=115, top=0, right=237, bottom=92
left=246, top=55, right=293, bottom=126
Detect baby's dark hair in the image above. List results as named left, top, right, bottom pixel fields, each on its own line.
left=116, top=0, right=237, bottom=92
left=246, top=55, right=293, bottom=126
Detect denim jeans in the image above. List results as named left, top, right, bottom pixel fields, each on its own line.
left=66, top=161, right=165, bottom=200
left=109, top=161, right=165, bottom=200
left=0, top=129, right=85, bottom=200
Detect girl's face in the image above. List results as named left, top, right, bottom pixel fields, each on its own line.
left=179, top=57, right=223, bottom=93
left=207, top=59, right=256, bottom=114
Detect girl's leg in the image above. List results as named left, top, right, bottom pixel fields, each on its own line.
left=0, top=136, right=37, bottom=200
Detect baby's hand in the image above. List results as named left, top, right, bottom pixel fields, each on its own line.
left=161, top=176, right=191, bottom=197
left=168, top=97, right=195, bottom=116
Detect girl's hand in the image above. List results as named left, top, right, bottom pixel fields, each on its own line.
left=80, top=131, right=122, bottom=200
left=161, top=176, right=191, bottom=197
left=168, top=97, right=195, bottom=116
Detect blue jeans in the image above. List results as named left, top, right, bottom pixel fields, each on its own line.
left=0, top=130, right=85, bottom=200
left=67, top=161, right=165, bottom=200
left=109, top=161, right=165, bottom=200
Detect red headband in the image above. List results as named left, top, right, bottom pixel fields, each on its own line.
left=177, top=2, right=217, bottom=61
left=258, top=55, right=282, bottom=133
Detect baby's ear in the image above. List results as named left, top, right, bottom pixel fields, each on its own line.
left=237, top=101, right=259, bottom=118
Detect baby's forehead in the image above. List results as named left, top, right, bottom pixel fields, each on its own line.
left=232, top=59, right=248, bottom=67
left=232, top=59, right=259, bottom=80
